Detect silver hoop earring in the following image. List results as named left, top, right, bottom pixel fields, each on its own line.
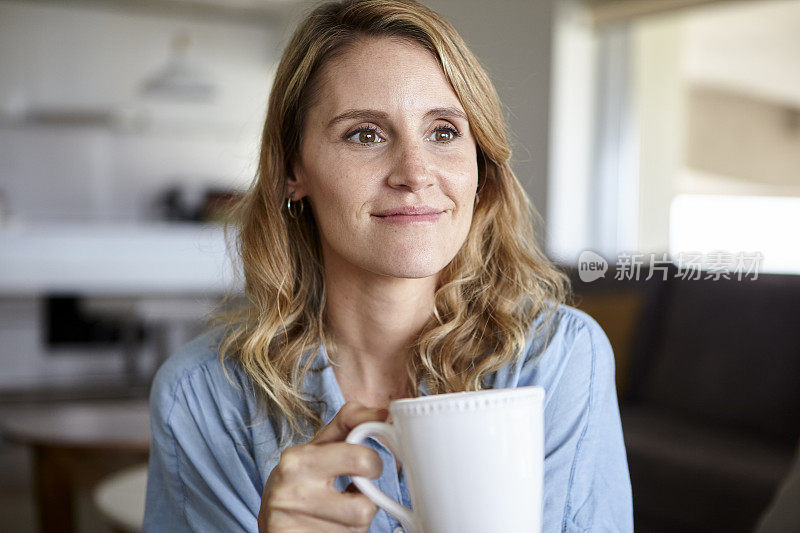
left=286, top=194, right=304, bottom=219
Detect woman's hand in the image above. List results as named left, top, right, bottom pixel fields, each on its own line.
left=258, top=402, right=389, bottom=532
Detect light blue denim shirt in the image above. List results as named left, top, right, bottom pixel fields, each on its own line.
left=143, top=304, right=633, bottom=532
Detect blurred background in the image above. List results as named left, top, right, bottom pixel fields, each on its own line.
left=0, top=0, right=798, bottom=531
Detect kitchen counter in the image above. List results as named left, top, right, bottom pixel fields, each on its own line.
left=0, top=221, right=238, bottom=296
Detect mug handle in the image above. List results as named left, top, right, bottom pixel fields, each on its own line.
left=346, top=422, right=418, bottom=533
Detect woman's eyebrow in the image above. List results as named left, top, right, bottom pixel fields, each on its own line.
left=326, top=109, right=389, bottom=130
left=423, top=106, right=468, bottom=122
left=326, top=106, right=468, bottom=130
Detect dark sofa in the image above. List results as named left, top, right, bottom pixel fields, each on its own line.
left=568, top=265, right=800, bottom=532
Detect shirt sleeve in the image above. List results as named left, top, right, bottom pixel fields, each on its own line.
left=143, top=353, right=263, bottom=532
left=518, top=309, right=634, bottom=532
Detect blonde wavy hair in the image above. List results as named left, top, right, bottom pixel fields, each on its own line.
left=213, top=0, right=570, bottom=443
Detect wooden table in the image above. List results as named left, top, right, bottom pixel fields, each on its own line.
left=0, top=400, right=150, bottom=533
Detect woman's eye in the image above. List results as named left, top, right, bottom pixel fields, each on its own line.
left=427, top=126, right=459, bottom=143
left=347, top=128, right=383, bottom=144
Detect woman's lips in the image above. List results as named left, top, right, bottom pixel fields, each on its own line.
left=371, top=206, right=444, bottom=224
left=373, top=212, right=443, bottom=224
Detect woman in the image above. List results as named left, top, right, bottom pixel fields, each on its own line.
left=143, top=1, right=633, bottom=531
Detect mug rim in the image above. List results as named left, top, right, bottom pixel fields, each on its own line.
left=389, top=385, right=544, bottom=414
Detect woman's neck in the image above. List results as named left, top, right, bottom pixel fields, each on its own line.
left=322, top=251, right=437, bottom=407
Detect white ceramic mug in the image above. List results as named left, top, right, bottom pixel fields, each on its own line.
left=345, top=386, right=545, bottom=533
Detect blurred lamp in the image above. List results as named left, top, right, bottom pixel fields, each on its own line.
left=140, top=32, right=216, bottom=102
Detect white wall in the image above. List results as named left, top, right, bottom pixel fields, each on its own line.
left=0, top=0, right=278, bottom=222
left=684, top=0, right=800, bottom=109
left=547, top=0, right=597, bottom=263
left=685, top=86, right=800, bottom=193
left=632, top=14, right=685, bottom=255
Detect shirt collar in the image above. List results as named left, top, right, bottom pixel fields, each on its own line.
left=301, top=344, right=429, bottom=427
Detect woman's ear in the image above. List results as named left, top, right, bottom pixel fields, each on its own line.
left=287, top=160, right=309, bottom=200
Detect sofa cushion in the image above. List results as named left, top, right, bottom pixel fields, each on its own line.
left=633, top=273, right=800, bottom=444
left=622, top=405, right=795, bottom=532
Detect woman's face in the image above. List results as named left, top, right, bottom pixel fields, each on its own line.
left=291, top=36, right=479, bottom=280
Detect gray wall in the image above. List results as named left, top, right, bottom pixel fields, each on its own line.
left=427, top=0, right=556, bottom=235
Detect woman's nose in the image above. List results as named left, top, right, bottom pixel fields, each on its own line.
left=386, top=141, right=434, bottom=192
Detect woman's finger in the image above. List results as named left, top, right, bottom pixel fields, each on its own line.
left=266, top=482, right=379, bottom=530
left=311, top=402, right=389, bottom=444
left=276, top=441, right=383, bottom=481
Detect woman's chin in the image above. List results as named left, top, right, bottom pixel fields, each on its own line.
left=365, top=251, right=454, bottom=280
left=378, top=265, right=442, bottom=280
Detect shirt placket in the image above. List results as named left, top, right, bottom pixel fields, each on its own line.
left=365, top=436, right=408, bottom=533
